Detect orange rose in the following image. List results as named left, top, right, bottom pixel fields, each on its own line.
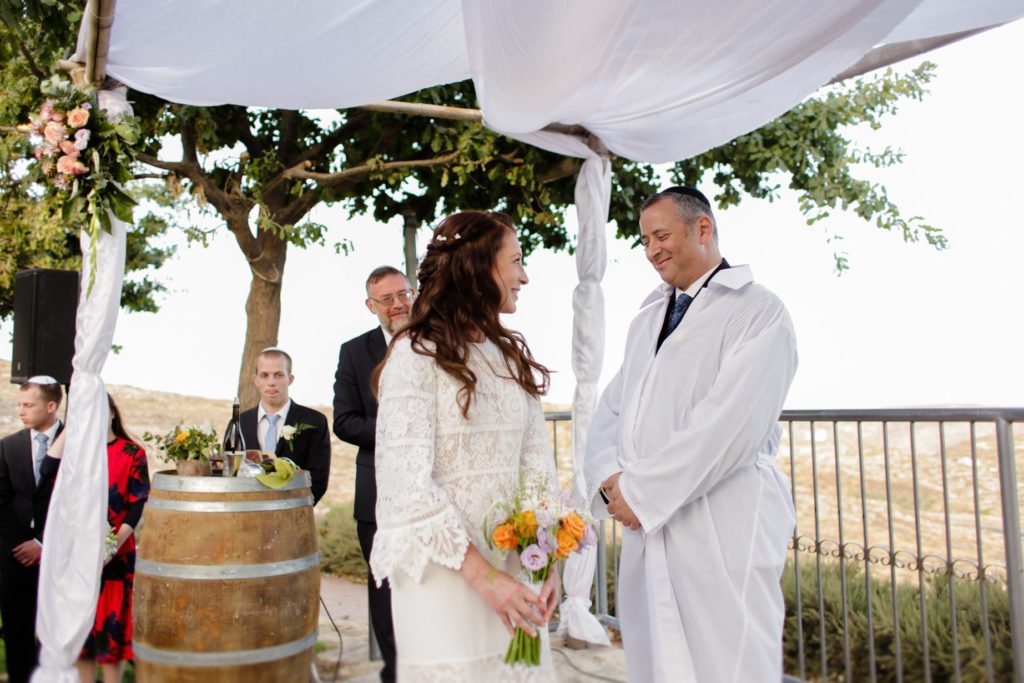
left=514, top=511, right=538, bottom=541
left=561, top=512, right=586, bottom=540
left=555, top=527, right=579, bottom=559
left=491, top=522, right=518, bottom=551
left=66, top=107, right=90, bottom=129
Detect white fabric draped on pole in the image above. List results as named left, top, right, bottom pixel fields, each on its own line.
left=31, top=89, right=131, bottom=683
left=93, top=0, right=1024, bottom=164
left=45, top=0, right=1023, bottom=657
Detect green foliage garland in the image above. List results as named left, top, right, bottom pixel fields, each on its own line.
left=23, top=75, right=140, bottom=291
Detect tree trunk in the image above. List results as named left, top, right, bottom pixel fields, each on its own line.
left=234, top=225, right=288, bottom=410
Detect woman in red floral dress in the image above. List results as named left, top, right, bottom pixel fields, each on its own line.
left=43, top=394, right=150, bottom=683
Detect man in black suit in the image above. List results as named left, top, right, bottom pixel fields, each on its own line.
left=0, top=377, right=64, bottom=683
left=240, top=348, right=331, bottom=504
left=333, top=265, right=414, bottom=683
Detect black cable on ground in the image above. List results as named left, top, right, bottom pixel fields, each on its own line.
left=320, top=594, right=344, bottom=683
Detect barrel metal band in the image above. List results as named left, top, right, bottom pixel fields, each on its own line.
left=135, top=632, right=317, bottom=667
left=146, top=495, right=313, bottom=513
left=137, top=552, right=320, bottom=580
left=152, top=470, right=311, bottom=493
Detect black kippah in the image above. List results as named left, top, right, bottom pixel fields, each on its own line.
left=660, top=185, right=711, bottom=209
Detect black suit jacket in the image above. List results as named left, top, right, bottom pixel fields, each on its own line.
left=0, top=423, right=64, bottom=554
left=332, top=326, right=387, bottom=522
left=239, top=402, right=331, bottom=504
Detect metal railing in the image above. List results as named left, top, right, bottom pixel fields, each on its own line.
left=543, top=407, right=1024, bottom=682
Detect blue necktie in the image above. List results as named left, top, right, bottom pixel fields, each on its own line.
left=657, top=291, right=693, bottom=352
left=264, top=414, right=280, bottom=452
left=33, top=433, right=49, bottom=484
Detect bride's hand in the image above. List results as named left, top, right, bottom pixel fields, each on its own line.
left=460, top=546, right=545, bottom=637
left=539, top=568, right=561, bottom=621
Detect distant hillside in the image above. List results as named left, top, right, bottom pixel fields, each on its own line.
left=0, top=359, right=357, bottom=511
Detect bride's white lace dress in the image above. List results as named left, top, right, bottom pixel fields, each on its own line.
left=369, top=336, right=557, bottom=682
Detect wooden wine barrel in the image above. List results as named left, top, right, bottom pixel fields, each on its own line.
left=134, top=471, right=320, bottom=683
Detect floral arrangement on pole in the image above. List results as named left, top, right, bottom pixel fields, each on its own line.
left=143, top=423, right=220, bottom=463
left=485, top=483, right=597, bottom=667
left=21, top=75, right=140, bottom=293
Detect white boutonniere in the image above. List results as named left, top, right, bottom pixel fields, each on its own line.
left=279, top=423, right=314, bottom=451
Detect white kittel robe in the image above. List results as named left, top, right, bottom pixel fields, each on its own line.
left=585, top=264, right=797, bottom=683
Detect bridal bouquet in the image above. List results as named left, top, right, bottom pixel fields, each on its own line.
left=485, top=483, right=597, bottom=666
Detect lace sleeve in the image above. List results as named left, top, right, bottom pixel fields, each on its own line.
left=520, top=396, right=557, bottom=490
left=368, top=338, right=471, bottom=585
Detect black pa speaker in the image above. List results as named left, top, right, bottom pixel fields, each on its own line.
left=11, top=269, right=79, bottom=385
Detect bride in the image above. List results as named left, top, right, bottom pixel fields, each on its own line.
left=369, top=210, right=560, bottom=681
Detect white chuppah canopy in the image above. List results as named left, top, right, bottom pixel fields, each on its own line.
left=35, top=1, right=1024, bottom=680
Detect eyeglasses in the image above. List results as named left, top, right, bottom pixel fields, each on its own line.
left=368, top=289, right=414, bottom=306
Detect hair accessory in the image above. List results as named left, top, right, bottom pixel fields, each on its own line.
left=453, top=233, right=461, bottom=239
left=435, top=235, right=448, bottom=242
left=26, top=375, right=58, bottom=385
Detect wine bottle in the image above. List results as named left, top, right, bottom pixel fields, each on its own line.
left=223, top=397, right=246, bottom=476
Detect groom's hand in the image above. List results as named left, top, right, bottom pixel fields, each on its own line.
left=601, top=473, right=642, bottom=531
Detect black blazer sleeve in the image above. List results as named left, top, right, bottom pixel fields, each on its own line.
left=282, top=404, right=331, bottom=505
left=332, top=339, right=376, bottom=450
left=0, top=435, right=27, bottom=549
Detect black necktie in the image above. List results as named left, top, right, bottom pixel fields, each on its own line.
left=656, top=292, right=692, bottom=352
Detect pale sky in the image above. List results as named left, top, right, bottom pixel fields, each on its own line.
left=5, top=22, right=1022, bottom=410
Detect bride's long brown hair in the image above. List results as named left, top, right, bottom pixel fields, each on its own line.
left=373, top=210, right=550, bottom=417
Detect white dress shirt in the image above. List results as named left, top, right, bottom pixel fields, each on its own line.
left=257, top=400, right=291, bottom=452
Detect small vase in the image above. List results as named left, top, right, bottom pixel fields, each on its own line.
left=175, top=459, right=211, bottom=477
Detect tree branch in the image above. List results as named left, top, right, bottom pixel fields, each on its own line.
left=273, top=151, right=463, bottom=227
left=137, top=152, right=259, bottom=259
left=136, top=153, right=193, bottom=175
left=0, top=13, right=45, bottom=81
left=181, top=120, right=199, bottom=165
left=279, top=110, right=299, bottom=166
left=295, top=110, right=373, bottom=166
left=232, top=106, right=262, bottom=159
left=304, top=151, right=462, bottom=187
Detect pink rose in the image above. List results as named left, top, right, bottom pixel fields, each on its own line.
left=56, top=155, right=77, bottom=175
left=66, top=108, right=90, bottom=128
left=73, top=128, right=90, bottom=150
left=43, top=121, right=65, bottom=145
left=56, top=155, right=87, bottom=177
left=59, top=140, right=79, bottom=157
left=520, top=544, right=549, bottom=572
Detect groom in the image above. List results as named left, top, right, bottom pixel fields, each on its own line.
left=240, top=347, right=331, bottom=504
left=585, top=187, right=797, bottom=682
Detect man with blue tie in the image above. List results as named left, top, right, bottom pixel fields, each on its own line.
left=0, top=376, right=64, bottom=683
left=239, top=348, right=331, bottom=504
left=584, top=187, right=798, bottom=682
